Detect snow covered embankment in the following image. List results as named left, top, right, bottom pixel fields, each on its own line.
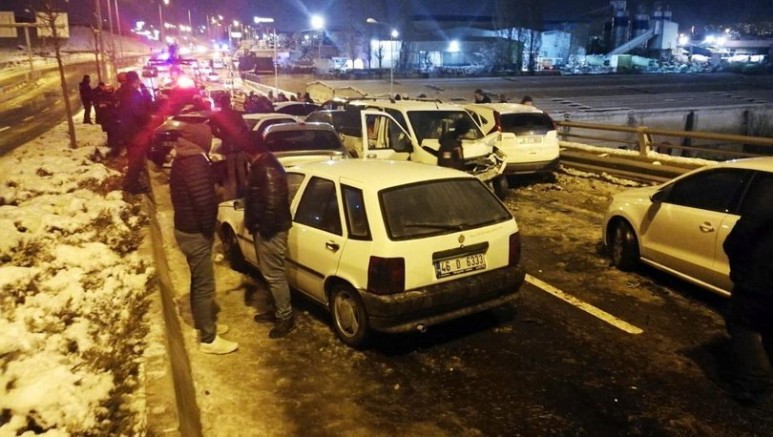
left=0, top=123, right=153, bottom=435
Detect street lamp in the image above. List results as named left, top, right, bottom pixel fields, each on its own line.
left=366, top=18, right=399, bottom=97
left=254, top=16, right=278, bottom=92
left=158, top=0, right=169, bottom=44
left=311, top=14, right=324, bottom=60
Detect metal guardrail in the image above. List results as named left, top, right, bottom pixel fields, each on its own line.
left=556, top=120, right=773, bottom=160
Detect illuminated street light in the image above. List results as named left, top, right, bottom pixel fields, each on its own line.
left=366, top=18, right=399, bottom=96
left=254, top=16, right=278, bottom=92
left=311, top=14, right=325, bottom=59
left=159, top=0, right=169, bottom=45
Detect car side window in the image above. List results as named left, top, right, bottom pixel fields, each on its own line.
left=294, top=177, right=342, bottom=235
left=286, top=172, right=305, bottom=204
left=342, top=185, right=370, bottom=240
left=739, top=172, right=773, bottom=217
left=664, top=169, right=749, bottom=213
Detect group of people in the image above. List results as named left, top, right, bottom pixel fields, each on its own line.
left=473, top=88, right=533, bottom=105
left=79, top=72, right=156, bottom=193
left=168, top=93, right=295, bottom=355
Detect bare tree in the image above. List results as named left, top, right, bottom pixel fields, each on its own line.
left=35, top=1, right=76, bottom=148
left=494, top=0, right=544, bottom=74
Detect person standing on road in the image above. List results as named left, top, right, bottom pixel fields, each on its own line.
left=119, top=71, right=152, bottom=194
left=170, top=123, right=238, bottom=355
left=520, top=95, right=534, bottom=106
left=723, top=207, right=773, bottom=406
left=244, top=140, right=295, bottom=339
left=473, top=88, right=491, bottom=104
left=79, top=75, right=93, bottom=124
left=437, top=117, right=470, bottom=171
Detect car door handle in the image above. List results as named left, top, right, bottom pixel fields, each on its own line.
left=325, top=241, right=340, bottom=252
left=699, top=222, right=715, bottom=233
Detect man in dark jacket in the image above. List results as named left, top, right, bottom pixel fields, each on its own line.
left=119, top=71, right=153, bottom=194
left=170, top=123, right=238, bottom=355
left=244, top=141, right=294, bottom=338
left=79, top=75, right=93, bottom=124
left=473, top=88, right=491, bottom=104
left=723, top=210, right=773, bottom=406
left=437, top=117, right=470, bottom=171
left=210, top=95, right=250, bottom=199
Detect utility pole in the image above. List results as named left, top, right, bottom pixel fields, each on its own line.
left=106, top=0, right=117, bottom=78
left=94, top=0, right=105, bottom=82
left=114, top=0, right=124, bottom=62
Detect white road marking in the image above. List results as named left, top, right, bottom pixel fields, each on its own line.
left=0, top=126, right=9, bottom=133
left=525, top=274, right=644, bottom=335
left=22, top=116, right=34, bottom=122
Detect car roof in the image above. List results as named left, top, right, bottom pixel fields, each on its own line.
left=349, top=99, right=465, bottom=111
left=242, top=113, right=297, bottom=121
left=288, top=159, right=474, bottom=187
left=464, top=103, right=544, bottom=114
left=718, top=156, right=773, bottom=172
left=274, top=101, right=317, bottom=109
left=264, top=122, right=338, bottom=134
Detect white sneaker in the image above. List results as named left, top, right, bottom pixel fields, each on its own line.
left=216, top=324, right=230, bottom=335
left=200, top=335, right=239, bottom=355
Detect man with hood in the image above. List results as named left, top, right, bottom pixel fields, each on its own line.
left=170, top=123, right=238, bottom=354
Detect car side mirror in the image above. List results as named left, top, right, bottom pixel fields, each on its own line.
left=650, top=189, right=667, bottom=203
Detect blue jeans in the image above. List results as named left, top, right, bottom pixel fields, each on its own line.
left=175, top=230, right=219, bottom=343
left=253, top=231, right=292, bottom=320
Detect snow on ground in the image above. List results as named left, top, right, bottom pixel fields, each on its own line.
left=0, top=121, right=152, bottom=435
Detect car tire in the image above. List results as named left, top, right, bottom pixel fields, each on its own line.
left=219, top=226, right=248, bottom=273
left=329, top=283, right=369, bottom=348
left=492, top=175, right=508, bottom=200
left=610, top=220, right=639, bottom=271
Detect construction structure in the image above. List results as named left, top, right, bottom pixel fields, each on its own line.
left=604, top=1, right=679, bottom=58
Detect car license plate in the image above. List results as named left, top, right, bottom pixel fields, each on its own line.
left=435, top=253, right=486, bottom=278
left=518, top=136, right=542, bottom=144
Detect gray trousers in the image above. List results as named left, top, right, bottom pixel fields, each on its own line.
left=253, top=230, right=292, bottom=320
left=175, top=230, right=219, bottom=343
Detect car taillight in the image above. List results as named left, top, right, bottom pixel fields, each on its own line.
left=509, top=232, right=522, bottom=266
left=367, top=256, right=405, bottom=295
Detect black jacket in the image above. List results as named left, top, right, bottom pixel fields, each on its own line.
left=79, top=80, right=92, bottom=103
left=245, top=151, right=292, bottom=239
left=170, top=141, right=218, bottom=237
left=724, top=214, right=773, bottom=294
left=437, top=131, right=466, bottom=171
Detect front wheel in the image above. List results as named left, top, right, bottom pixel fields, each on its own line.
left=329, top=284, right=369, bottom=348
left=219, top=226, right=248, bottom=273
left=610, top=220, right=639, bottom=271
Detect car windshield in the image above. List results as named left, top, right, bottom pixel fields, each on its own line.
left=500, top=113, right=554, bottom=134
left=380, top=179, right=511, bottom=240
left=264, top=130, right=343, bottom=152
left=407, top=111, right=483, bottom=143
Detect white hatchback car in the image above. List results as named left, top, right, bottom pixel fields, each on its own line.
left=603, top=157, right=773, bottom=296
left=465, top=103, right=560, bottom=176
left=217, top=160, right=526, bottom=347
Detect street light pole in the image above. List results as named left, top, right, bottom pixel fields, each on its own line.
left=390, top=29, right=398, bottom=97
left=159, top=0, right=169, bottom=45
left=255, top=16, right=278, bottom=92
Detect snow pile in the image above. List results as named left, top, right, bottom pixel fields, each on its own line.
left=0, top=122, right=153, bottom=435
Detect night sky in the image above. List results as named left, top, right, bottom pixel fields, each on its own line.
left=4, top=0, right=773, bottom=32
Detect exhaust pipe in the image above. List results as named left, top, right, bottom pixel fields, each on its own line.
left=416, top=324, right=427, bottom=334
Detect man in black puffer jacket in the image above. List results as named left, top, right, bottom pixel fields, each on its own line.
left=170, top=123, right=238, bottom=355
left=244, top=141, right=294, bottom=338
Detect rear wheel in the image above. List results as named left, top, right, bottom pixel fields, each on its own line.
left=610, top=220, right=639, bottom=271
left=220, top=226, right=248, bottom=273
left=492, top=175, right=508, bottom=200
left=329, top=283, right=369, bottom=348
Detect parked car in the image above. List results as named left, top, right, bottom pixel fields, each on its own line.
left=603, top=157, right=773, bottom=297
left=273, top=101, right=320, bottom=118
left=147, top=111, right=219, bottom=167
left=258, top=122, right=350, bottom=167
left=242, top=113, right=299, bottom=136
left=464, top=103, right=560, bottom=178
left=217, top=160, right=526, bottom=347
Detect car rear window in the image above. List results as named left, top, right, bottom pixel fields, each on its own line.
left=264, top=130, right=343, bottom=152
left=500, top=113, right=554, bottom=134
left=380, top=179, right=512, bottom=240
